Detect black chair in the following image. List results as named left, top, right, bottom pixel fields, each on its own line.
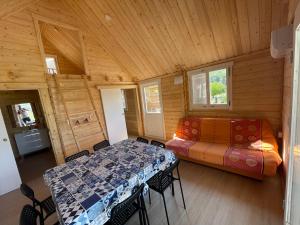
left=20, top=184, right=56, bottom=221
left=147, top=159, right=186, bottom=225
left=20, top=205, right=59, bottom=225
left=136, top=137, right=149, bottom=144
left=105, top=183, right=149, bottom=225
left=150, top=140, right=166, bottom=148
left=93, top=140, right=110, bottom=151
left=64, top=150, right=89, bottom=162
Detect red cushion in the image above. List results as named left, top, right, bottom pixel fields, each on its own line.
left=176, top=117, right=201, bottom=141
left=166, top=139, right=196, bottom=156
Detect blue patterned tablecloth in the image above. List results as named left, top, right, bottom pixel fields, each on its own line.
left=44, top=139, right=176, bottom=225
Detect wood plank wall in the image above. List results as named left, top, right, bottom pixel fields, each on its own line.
left=161, top=51, right=284, bottom=140
left=161, top=75, right=185, bottom=140
left=43, top=38, right=83, bottom=75
left=0, top=1, right=133, bottom=163
left=124, top=89, right=139, bottom=136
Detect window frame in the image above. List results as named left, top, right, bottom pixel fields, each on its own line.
left=188, top=62, right=233, bottom=110
left=141, top=81, right=163, bottom=114
left=45, top=54, right=60, bottom=75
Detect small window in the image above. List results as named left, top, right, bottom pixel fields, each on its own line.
left=45, top=56, right=59, bottom=75
left=144, top=84, right=161, bottom=113
left=121, top=89, right=127, bottom=111
left=188, top=63, right=232, bottom=110
left=8, top=103, right=36, bottom=128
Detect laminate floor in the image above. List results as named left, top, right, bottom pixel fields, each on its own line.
left=0, top=160, right=283, bottom=225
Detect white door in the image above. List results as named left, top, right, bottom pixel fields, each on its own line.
left=101, top=89, right=128, bottom=144
left=140, top=80, right=165, bottom=139
left=0, top=109, right=21, bottom=195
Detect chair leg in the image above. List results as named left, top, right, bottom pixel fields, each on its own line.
left=162, top=192, right=170, bottom=225
left=141, top=196, right=150, bottom=225
left=148, top=189, right=151, bottom=205
left=177, top=167, right=186, bottom=210
left=171, top=182, right=175, bottom=196
left=138, top=208, right=144, bottom=225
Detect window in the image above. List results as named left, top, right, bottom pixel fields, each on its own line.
left=45, top=56, right=59, bottom=75
left=8, top=103, right=36, bottom=128
left=121, top=89, right=127, bottom=111
left=188, top=63, right=232, bottom=109
left=143, top=84, right=161, bottom=113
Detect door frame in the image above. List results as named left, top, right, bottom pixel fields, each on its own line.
left=0, top=83, right=64, bottom=164
left=284, top=4, right=300, bottom=223
left=139, top=79, right=166, bottom=140
left=97, top=84, right=144, bottom=137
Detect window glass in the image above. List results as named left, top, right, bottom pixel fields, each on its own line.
left=45, top=57, right=58, bottom=75
left=8, top=103, right=36, bottom=128
left=121, top=89, right=127, bottom=111
left=209, top=68, right=228, bottom=105
left=188, top=64, right=231, bottom=109
left=144, top=85, right=161, bottom=113
left=192, top=73, right=207, bottom=105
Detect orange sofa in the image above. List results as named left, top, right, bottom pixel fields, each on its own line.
left=166, top=117, right=282, bottom=179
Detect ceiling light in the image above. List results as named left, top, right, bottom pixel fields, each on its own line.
left=104, top=14, right=112, bottom=21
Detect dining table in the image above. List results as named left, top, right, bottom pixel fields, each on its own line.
left=44, top=139, right=176, bottom=225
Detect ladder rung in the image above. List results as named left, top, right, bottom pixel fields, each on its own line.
left=68, top=110, right=96, bottom=117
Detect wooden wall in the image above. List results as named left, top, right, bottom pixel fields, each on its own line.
left=161, top=75, right=185, bottom=140
left=43, top=38, right=83, bottom=75
left=161, top=51, right=284, bottom=140
left=124, top=89, right=139, bottom=136
left=0, top=90, right=46, bottom=157
left=0, top=0, right=133, bottom=163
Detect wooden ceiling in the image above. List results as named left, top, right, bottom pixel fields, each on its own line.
left=40, top=22, right=85, bottom=72
left=61, top=0, right=288, bottom=80
left=2, top=0, right=290, bottom=81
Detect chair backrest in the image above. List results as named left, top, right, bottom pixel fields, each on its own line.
left=20, top=205, right=44, bottom=225
left=150, top=140, right=165, bottom=148
left=158, top=159, right=180, bottom=189
left=20, top=184, right=38, bottom=205
left=65, top=150, right=89, bottom=162
left=93, top=140, right=110, bottom=151
left=110, top=183, right=145, bottom=225
left=136, top=137, right=149, bottom=144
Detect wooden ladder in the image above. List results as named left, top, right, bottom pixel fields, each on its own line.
left=53, top=74, right=106, bottom=152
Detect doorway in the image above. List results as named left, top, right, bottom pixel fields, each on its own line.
left=140, top=79, right=165, bottom=140
left=0, top=90, right=56, bottom=187
left=99, top=85, right=142, bottom=144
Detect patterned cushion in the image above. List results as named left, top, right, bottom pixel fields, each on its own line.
left=176, top=117, right=201, bottom=141
left=224, top=147, right=264, bottom=176
left=166, top=138, right=196, bottom=156
left=230, top=119, right=262, bottom=149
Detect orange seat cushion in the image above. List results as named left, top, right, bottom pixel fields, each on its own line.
left=189, top=142, right=229, bottom=166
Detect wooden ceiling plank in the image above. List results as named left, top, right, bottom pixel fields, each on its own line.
left=63, top=0, right=142, bottom=79
left=87, top=0, right=155, bottom=76
left=0, top=0, right=39, bottom=19
left=235, top=0, right=251, bottom=53
left=107, top=0, right=168, bottom=75
left=123, top=0, right=179, bottom=74
left=134, top=0, right=184, bottom=70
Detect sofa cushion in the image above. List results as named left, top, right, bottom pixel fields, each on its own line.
left=166, top=138, right=196, bottom=156
left=176, top=117, right=201, bottom=141
left=230, top=119, right=262, bottom=148
left=213, top=118, right=231, bottom=144
left=189, top=142, right=229, bottom=166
